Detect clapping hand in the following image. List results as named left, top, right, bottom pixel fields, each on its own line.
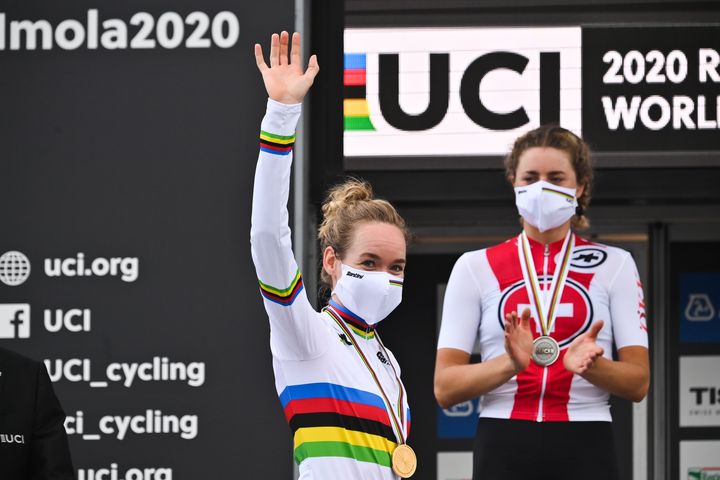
left=563, top=320, right=605, bottom=375
left=255, top=31, right=319, bottom=105
left=504, top=308, right=534, bottom=374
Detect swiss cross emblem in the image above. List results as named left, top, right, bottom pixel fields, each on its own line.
left=498, top=278, right=594, bottom=347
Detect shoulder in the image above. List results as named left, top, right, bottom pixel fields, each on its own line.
left=449, top=249, right=489, bottom=285
left=0, top=346, right=41, bottom=374
left=574, top=235, right=629, bottom=255
left=571, top=236, right=633, bottom=270
left=456, top=237, right=519, bottom=266
left=482, top=236, right=522, bottom=265
left=573, top=235, right=630, bottom=263
left=447, top=241, right=516, bottom=295
left=455, top=248, right=486, bottom=267
left=486, top=236, right=519, bottom=255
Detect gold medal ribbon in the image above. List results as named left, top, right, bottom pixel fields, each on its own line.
left=517, top=230, right=575, bottom=337
left=325, top=306, right=408, bottom=445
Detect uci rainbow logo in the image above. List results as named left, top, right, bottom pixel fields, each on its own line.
left=343, top=53, right=375, bottom=131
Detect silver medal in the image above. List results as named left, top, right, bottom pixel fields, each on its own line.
left=532, top=336, right=560, bottom=367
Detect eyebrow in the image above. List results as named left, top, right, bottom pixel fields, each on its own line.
left=360, top=252, right=407, bottom=264
left=521, top=170, right=567, bottom=175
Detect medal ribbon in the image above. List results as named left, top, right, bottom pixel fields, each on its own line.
left=517, top=230, right=575, bottom=336
left=325, top=305, right=408, bottom=445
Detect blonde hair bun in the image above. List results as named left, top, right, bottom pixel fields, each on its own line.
left=321, top=179, right=374, bottom=222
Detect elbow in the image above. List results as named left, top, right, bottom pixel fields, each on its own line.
left=629, top=392, right=647, bottom=404
left=632, top=381, right=650, bottom=403
left=250, top=225, right=280, bottom=244
left=435, top=390, right=453, bottom=410
left=434, top=389, right=448, bottom=409
left=627, top=377, right=650, bottom=403
left=433, top=379, right=455, bottom=410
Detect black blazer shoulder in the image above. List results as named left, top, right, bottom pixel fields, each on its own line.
left=0, top=346, right=75, bottom=480
left=0, top=345, right=39, bottom=372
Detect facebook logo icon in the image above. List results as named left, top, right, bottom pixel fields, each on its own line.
left=0, top=304, right=31, bottom=339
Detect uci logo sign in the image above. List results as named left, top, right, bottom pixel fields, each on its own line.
left=344, top=27, right=582, bottom=157
left=377, top=50, right=562, bottom=132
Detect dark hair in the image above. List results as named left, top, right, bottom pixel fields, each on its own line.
left=317, top=178, right=409, bottom=288
left=504, top=125, right=593, bottom=229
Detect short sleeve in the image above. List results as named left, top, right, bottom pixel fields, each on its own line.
left=609, top=252, right=649, bottom=349
left=437, top=252, right=483, bottom=353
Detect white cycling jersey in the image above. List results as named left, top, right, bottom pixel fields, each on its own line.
left=251, top=99, right=410, bottom=479
left=437, top=234, right=648, bottom=422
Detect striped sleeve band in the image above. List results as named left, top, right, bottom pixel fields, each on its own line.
left=259, top=270, right=304, bottom=306
left=260, top=130, right=296, bottom=156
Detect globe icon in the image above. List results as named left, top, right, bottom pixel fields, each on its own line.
left=0, top=251, right=31, bottom=286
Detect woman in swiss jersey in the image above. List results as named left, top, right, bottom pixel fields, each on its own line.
left=251, top=31, right=417, bottom=478
left=434, top=126, right=650, bottom=480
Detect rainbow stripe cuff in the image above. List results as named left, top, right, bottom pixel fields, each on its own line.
left=260, top=130, right=296, bottom=156
left=259, top=270, right=304, bottom=306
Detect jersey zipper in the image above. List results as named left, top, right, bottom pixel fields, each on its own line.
left=543, top=243, right=550, bottom=300
left=537, top=366, right=549, bottom=422
left=537, top=243, right=550, bottom=422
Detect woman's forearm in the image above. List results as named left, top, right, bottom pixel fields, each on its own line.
left=578, top=346, right=650, bottom=402
left=434, top=353, right=517, bottom=409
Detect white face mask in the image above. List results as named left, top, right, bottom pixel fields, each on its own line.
left=514, top=181, right=578, bottom=233
left=331, top=263, right=403, bottom=326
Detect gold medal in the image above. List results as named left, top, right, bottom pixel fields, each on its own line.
left=392, top=444, right=417, bottom=478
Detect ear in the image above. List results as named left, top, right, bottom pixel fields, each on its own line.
left=322, top=245, right=339, bottom=287
left=576, top=182, right=585, bottom=200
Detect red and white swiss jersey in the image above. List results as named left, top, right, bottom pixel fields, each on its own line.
left=437, top=234, right=648, bottom=422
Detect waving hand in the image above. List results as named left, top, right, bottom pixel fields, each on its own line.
left=255, top=31, right=319, bottom=105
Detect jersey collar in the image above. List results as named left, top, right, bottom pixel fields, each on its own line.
left=327, top=299, right=376, bottom=338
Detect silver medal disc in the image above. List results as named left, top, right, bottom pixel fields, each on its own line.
left=532, top=336, right=560, bottom=367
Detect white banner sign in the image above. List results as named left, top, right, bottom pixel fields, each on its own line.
left=343, top=27, right=582, bottom=157
left=437, top=452, right=473, bottom=480
left=680, top=441, right=720, bottom=480
left=679, top=356, right=720, bottom=427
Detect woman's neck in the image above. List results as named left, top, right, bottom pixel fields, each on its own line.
left=330, top=293, right=344, bottom=308
left=523, top=220, right=572, bottom=245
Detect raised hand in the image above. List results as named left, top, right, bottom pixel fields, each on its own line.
left=255, top=31, right=319, bottom=105
left=563, top=320, right=605, bottom=375
left=504, top=308, right=534, bottom=374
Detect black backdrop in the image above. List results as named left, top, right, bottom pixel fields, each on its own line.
left=0, top=1, right=296, bottom=478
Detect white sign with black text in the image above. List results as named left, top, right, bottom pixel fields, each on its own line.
left=679, top=356, right=720, bottom=427
left=344, top=27, right=582, bottom=157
